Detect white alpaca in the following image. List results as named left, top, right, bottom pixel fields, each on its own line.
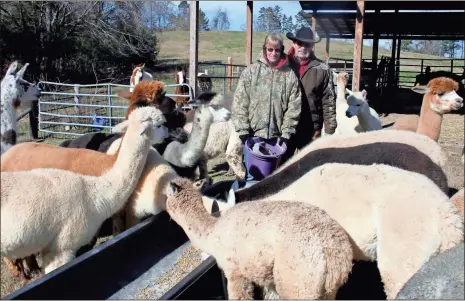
left=183, top=119, right=245, bottom=179
left=322, top=71, right=349, bottom=136
left=1, top=61, right=41, bottom=155
left=129, top=63, right=153, bottom=92
left=1, top=106, right=167, bottom=274
left=334, top=88, right=382, bottom=135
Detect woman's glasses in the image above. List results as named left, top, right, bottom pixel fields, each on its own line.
left=267, top=48, right=281, bottom=53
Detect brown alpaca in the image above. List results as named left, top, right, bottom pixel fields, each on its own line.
left=392, top=77, right=463, bottom=141
left=124, top=80, right=166, bottom=119
left=165, top=177, right=354, bottom=300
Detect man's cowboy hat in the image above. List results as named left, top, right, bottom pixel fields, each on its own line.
left=286, top=27, right=321, bottom=44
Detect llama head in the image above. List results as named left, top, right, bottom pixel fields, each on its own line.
left=130, top=63, right=151, bottom=91
left=412, top=77, right=463, bottom=114
left=345, top=88, right=369, bottom=118
left=1, top=61, right=41, bottom=109
left=127, top=106, right=168, bottom=144
left=188, top=92, right=231, bottom=123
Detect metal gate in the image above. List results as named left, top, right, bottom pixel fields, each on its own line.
left=37, top=81, right=192, bottom=138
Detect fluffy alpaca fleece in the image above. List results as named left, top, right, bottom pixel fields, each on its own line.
left=391, top=77, right=463, bottom=142
left=1, top=61, right=41, bottom=155
left=163, top=92, right=231, bottom=186
left=129, top=63, right=153, bottom=93
left=334, top=89, right=382, bottom=135
left=323, top=71, right=349, bottom=137
left=395, top=243, right=464, bottom=300
left=183, top=119, right=245, bottom=179
left=1, top=106, right=167, bottom=274
left=165, top=177, right=354, bottom=300
left=224, top=163, right=464, bottom=299
left=450, top=188, right=464, bottom=222
left=124, top=80, right=166, bottom=119
left=271, top=129, right=449, bottom=194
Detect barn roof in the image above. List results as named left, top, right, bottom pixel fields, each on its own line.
left=299, top=1, right=465, bottom=40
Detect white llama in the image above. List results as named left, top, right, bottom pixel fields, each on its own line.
left=1, top=61, right=41, bottom=155
left=129, top=63, right=153, bottom=92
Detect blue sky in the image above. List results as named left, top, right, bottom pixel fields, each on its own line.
left=173, top=1, right=304, bottom=31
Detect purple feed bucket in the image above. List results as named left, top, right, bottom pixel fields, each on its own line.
left=245, top=137, right=287, bottom=180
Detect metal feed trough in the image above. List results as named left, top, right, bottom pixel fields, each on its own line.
left=3, top=180, right=387, bottom=300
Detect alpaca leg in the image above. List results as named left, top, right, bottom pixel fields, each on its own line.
left=125, top=210, right=139, bottom=230
left=225, top=139, right=246, bottom=179
left=225, top=269, right=254, bottom=300
left=193, top=154, right=212, bottom=190
left=112, top=211, right=126, bottom=236
left=42, top=250, right=75, bottom=274
left=23, top=255, right=41, bottom=279
left=3, top=257, right=22, bottom=278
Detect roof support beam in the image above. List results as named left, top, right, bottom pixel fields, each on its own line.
left=246, top=1, right=253, bottom=66
left=352, top=0, right=365, bottom=92
left=189, top=1, right=199, bottom=98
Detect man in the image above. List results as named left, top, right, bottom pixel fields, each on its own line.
left=232, top=33, right=301, bottom=181
left=286, top=27, right=337, bottom=149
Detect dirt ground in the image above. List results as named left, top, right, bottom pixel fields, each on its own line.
left=1, top=113, right=464, bottom=298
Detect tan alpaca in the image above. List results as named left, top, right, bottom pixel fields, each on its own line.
left=392, top=77, right=463, bottom=141
left=165, top=177, right=354, bottom=300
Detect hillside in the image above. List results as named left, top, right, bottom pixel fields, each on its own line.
left=157, top=30, right=453, bottom=66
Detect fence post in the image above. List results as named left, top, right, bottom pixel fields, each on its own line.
left=420, top=59, right=424, bottom=73
left=74, top=85, right=80, bottom=114
left=451, top=59, right=454, bottom=74
left=28, top=100, right=39, bottom=139
left=227, top=57, right=232, bottom=91
left=108, top=84, right=113, bottom=130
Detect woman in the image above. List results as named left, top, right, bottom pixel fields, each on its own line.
left=231, top=33, right=302, bottom=182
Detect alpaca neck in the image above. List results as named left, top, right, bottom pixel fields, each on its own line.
left=416, top=93, right=443, bottom=142
left=356, top=103, right=377, bottom=131
left=168, top=195, right=216, bottom=251
left=0, top=98, right=18, bottom=133
left=336, top=81, right=346, bottom=104
left=179, top=107, right=213, bottom=163
left=94, top=125, right=151, bottom=219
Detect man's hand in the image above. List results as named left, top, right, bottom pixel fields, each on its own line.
left=312, top=130, right=321, bottom=141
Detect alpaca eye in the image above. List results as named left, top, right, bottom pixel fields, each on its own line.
left=437, top=93, right=444, bottom=96
left=357, top=104, right=361, bottom=107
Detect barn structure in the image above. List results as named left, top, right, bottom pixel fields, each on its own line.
left=188, top=1, right=464, bottom=112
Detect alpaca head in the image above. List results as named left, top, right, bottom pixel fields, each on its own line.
left=188, top=92, right=231, bottom=123
left=127, top=106, right=168, bottom=144
left=332, top=71, right=349, bottom=87
left=130, top=63, right=146, bottom=88
left=1, top=61, right=41, bottom=109
left=119, top=81, right=167, bottom=119
left=412, top=77, right=463, bottom=114
left=166, top=177, right=200, bottom=212
left=345, top=88, right=368, bottom=118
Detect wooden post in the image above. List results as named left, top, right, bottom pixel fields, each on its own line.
left=325, top=34, right=330, bottom=60
left=189, top=1, right=199, bottom=98
left=371, top=9, right=380, bottom=85
left=28, top=100, right=39, bottom=139
left=246, top=1, right=253, bottom=66
left=312, top=16, right=317, bottom=33
left=352, top=0, right=365, bottom=92
left=227, top=57, right=233, bottom=91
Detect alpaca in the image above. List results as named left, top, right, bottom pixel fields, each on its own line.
left=391, top=77, right=464, bottom=142
left=1, top=61, right=41, bottom=155
left=129, top=63, right=153, bottom=92
left=395, top=243, right=464, bottom=300
left=1, top=106, right=167, bottom=274
left=223, top=163, right=464, bottom=299
left=183, top=118, right=245, bottom=179
left=322, top=71, right=349, bottom=136
left=174, top=67, right=213, bottom=107
left=165, top=177, right=354, bottom=299
left=334, top=88, right=382, bottom=135
left=162, top=92, right=231, bottom=185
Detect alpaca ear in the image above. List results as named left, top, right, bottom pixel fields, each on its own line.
left=6, top=61, right=18, bottom=76
left=411, top=85, right=429, bottom=94
left=345, top=88, right=353, bottom=95
left=168, top=182, right=180, bottom=196
left=118, top=91, right=132, bottom=100
left=361, top=89, right=367, bottom=99
left=15, top=63, right=29, bottom=80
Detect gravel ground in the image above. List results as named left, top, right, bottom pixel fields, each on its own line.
left=1, top=113, right=463, bottom=298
